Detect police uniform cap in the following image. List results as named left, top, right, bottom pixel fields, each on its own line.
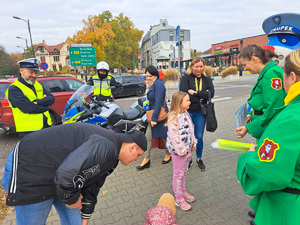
left=17, top=58, right=40, bottom=71
left=262, top=13, right=300, bottom=37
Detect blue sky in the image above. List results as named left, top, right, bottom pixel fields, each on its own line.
left=1, top=0, right=300, bottom=54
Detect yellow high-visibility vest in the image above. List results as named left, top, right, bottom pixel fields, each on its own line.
left=92, top=75, right=112, bottom=96
left=6, top=80, right=52, bottom=132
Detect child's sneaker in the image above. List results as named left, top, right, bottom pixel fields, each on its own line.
left=183, top=192, right=195, bottom=202
left=175, top=197, right=192, bottom=210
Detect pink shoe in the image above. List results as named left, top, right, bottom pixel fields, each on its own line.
left=183, top=192, right=195, bottom=203
left=175, top=197, right=191, bottom=211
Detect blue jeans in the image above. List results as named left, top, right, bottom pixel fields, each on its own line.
left=188, top=111, right=206, bottom=159
left=2, top=151, right=81, bottom=225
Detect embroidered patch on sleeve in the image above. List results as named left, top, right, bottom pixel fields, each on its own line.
left=271, top=78, right=282, bottom=90
left=257, top=138, right=280, bottom=162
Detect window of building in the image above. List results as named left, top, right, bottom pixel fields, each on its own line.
left=169, top=31, right=173, bottom=41
left=180, top=31, right=184, bottom=41
left=54, top=56, right=60, bottom=62
left=39, top=47, right=44, bottom=53
left=170, top=45, right=173, bottom=50
left=59, top=64, right=62, bottom=71
left=41, top=56, right=45, bottom=62
left=53, top=65, right=57, bottom=71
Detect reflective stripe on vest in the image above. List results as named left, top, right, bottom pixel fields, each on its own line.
left=5, top=80, right=52, bottom=132
left=92, top=75, right=112, bottom=96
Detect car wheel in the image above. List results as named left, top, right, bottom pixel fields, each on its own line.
left=136, top=87, right=145, bottom=96
left=50, top=112, right=57, bottom=126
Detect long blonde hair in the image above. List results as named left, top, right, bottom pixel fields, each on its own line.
left=165, top=91, right=188, bottom=126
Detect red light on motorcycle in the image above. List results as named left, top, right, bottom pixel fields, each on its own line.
left=144, top=81, right=146, bottom=85
left=0, top=100, right=10, bottom=107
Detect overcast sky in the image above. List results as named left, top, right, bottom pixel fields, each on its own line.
left=1, top=0, right=299, bottom=55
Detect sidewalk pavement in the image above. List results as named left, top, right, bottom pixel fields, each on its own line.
left=1, top=74, right=257, bottom=225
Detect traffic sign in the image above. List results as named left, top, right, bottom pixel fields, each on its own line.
left=69, top=46, right=97, bottom=67
left=175, top=25, right=180, bottom=46
left=40, top=62, right=49, bottom=70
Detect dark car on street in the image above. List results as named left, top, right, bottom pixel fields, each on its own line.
left=113, top=75, right=146, bottom=98
left=0, top=76, right=84, bottom=133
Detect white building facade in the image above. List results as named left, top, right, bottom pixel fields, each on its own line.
left=140, top=19, right=191, bottom=70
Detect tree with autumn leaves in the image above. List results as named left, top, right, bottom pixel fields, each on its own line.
left=67, top=11, right=144, bottom=72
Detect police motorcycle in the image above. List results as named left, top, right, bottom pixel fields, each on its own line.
left=62, top=84, right=149, bottom=133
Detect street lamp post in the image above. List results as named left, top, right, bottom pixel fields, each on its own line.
left=16, top=36, right=28, bottom=58
left=17, top=45, right=26, bottom=58
left=13, top=16, right=35, bottom=58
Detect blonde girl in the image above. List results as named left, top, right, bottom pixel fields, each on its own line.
left=165, top=91, right=197, bottom=210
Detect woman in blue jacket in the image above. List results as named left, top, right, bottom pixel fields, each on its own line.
left=136, top=65, right=170, bottom=170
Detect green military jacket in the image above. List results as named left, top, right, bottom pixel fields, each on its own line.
left=237, top=94, right=300, bottom=225
left=246, top=61, right=286, bottom=139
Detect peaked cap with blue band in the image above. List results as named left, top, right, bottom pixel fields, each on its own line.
left=263, top=13, right=300, bottom=37
left=17, top=58, right=40, bottom=71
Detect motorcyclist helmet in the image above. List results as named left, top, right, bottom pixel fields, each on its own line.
left=97, top=61, right=109, bottom=71
left=96, top=61, right=109, bottom=77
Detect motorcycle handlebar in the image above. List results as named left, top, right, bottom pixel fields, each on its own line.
left=88, top=94, right=109, bottom=109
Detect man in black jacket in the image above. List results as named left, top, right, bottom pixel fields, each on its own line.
left=2, top=123, right=147, bottom=225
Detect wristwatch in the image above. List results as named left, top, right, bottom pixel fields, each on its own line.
left=194, top=91, right=197, bottom=95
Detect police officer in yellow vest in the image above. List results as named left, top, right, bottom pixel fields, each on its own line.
left=6, top=58, right=55, bottom=138
left=87, top=61, right=122, bottom=101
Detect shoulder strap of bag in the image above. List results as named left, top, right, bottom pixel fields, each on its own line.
left=207, top=91, right=211, bottom=103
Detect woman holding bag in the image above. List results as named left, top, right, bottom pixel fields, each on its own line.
left=180, top=57, right=215, bottom=171
left=136, top=65, right=170, bottom=170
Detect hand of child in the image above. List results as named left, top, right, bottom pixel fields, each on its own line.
left=192, top=145, right=196, bottom=151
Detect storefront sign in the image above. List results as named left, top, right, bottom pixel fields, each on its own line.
left=214, top=46, right=222, bottom=50
left=230, top=47, right=239, bottom=52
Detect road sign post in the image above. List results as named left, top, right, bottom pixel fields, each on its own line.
left=69, top=45, right=97, bottom=67
left=39, top=62, right=49, bottom=70
left=176, top=25, right=181, bottom=90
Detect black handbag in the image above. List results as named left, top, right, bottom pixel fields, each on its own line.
left=205, top=92, right=218, bottom=132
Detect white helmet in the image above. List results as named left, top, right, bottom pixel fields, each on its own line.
left=96, top=61, right=109, bottom=71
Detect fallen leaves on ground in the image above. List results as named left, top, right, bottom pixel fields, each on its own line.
left=0, top=182, right=14, bottom=223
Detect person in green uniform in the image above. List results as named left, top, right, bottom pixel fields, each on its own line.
left=235, top=44, right=286, bottom=140
left=237, top=48, right=300, bottom=225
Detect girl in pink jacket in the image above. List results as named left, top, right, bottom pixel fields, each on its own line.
left=165, top=91, right=197, bottom=210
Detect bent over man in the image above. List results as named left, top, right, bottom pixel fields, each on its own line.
left=2, top=123, right=147, bottom=225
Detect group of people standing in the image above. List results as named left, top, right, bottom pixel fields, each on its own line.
left=136, top=44, right=300, bottom=225
left=235, top=45, right=300, bottom=225
left=136, top=57, right=215, bottom=212
left=3, top=44, right=300, bottom=225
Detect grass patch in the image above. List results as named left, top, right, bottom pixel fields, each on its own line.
left=0, top=181, right=14, bottom=223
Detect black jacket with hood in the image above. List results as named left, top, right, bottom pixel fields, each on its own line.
left=6, top=123, right=121, bottom=219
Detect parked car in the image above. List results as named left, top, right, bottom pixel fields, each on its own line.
left=112, top=75, right=146, bottom=98
left=0, top=76, right=84, bottom=133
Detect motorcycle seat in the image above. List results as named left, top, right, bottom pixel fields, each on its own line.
left=123, top=108, right=140, bottom=120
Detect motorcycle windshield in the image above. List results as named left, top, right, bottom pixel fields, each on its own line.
left=64, top=84, right=94, bottom=115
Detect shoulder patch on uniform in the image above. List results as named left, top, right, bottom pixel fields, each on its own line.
left=271, top=78, right=282, bottom=90
left=258, top=138, right=280, bottom=162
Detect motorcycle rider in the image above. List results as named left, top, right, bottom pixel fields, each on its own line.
left=87, top=61, right=122, bottom=101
